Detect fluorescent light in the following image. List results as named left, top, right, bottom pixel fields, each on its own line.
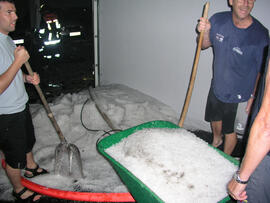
left=69, top=31, right=81, bottom=37
left=13, top=39, right=24, bottom=44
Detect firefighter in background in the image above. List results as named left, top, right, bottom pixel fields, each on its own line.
left=37, top=9, right=62, bottom=60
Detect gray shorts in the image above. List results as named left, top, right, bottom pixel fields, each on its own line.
left=205, top=87, right=238, bottom=134
left=0, top=105, right=36, bottom=169
left=241, top=155, right=270, bottom=203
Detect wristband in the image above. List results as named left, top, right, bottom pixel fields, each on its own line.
left=233, top=171, right=249, bottom=184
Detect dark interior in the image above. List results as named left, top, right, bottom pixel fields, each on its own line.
left=10, top=0, right=95, bottom=103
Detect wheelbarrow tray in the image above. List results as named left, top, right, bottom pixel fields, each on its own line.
left=97, top=120, right=239, bottom=203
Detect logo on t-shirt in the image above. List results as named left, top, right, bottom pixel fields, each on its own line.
left=216, top=33, right=224, bottom=42
left=232, top=47, right=243, bottom=55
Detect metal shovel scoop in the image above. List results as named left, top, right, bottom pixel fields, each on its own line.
left=25, top=61, right=84, bottom=178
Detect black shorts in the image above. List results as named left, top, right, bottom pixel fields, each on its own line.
left=205, top=87, right=238, bottom=134
left=0, top=105, right=36, bottom=169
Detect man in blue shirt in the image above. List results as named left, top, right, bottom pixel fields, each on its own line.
left=197, top=0, right=269, bottom=155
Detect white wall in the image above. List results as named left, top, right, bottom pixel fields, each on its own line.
left=98, top=0, right=270, bottom=131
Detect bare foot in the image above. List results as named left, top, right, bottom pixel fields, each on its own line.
left=212, top=138, right=223, bottom=148
left=14, top=187, right=42, bottom=202
left=20, top=190, right=41, bottom=201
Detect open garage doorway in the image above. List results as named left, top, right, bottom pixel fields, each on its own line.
left=11, top=0, right=96, bottom=103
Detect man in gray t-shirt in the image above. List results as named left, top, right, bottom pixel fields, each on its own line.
left=0, top=0, right=48, bottom=201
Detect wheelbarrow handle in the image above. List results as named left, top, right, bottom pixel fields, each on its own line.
left=178, top=2, right=210, bottom=127
left=24, top=61, right=67, bottom=143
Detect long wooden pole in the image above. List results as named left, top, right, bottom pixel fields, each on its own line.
left=89, top=87, right=119, bottom=131
left=178, top=2, right=210, bottom=127
left=24, top=61, right=66, bottom=143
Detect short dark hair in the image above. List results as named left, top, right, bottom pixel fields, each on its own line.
left=0, top=0, right=15, bottom=4
left=0, top=0, right=15, bottom=9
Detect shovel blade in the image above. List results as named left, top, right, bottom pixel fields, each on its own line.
left=54, top=142, right=84, bottom=178
left=54, top=143, right=70, bottom=177
left=68, top=143, right=84, bottom=178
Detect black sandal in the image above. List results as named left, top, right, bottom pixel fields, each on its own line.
left=24, top=164, right=48, bottom=178
left=12, top=187, right=41, bottom=202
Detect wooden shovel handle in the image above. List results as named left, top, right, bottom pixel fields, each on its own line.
left=178, top=2, right=210, bottom=127
left=24, top=61, right=66, bottom=143
left=89, top=87, right=119, bottom=130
